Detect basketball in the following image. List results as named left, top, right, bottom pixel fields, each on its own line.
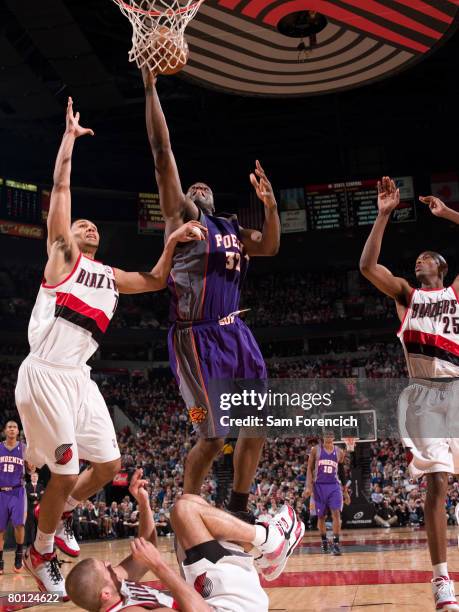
left=151, top=26, right=189, bottom=75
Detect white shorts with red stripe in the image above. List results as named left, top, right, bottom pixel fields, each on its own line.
left=15, top=354, right=120, bottom=475
left=398, top=378, right=459, bottom=477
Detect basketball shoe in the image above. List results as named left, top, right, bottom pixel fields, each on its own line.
left=14, top=548, right=23, bottom=572
left=35, top=504, right=80, bottom=557
left=254, top=504, right=305, bottom=581
left=331, top=542, right=342, bottom=556
left=55, top=511, right=80, bottom=557
left=432, top=576, right=459, bottom=611
left=23, top=545, right=68, bottom=599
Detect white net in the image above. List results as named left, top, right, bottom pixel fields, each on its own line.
left=112, top=0, right=204, bottom=73
left=343, top=437, right=358, bottom=452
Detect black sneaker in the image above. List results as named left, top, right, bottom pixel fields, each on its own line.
left=332, top=542, right=342, bottom=556
left=14, top=550, right=23, bottom=573
left=0, top=559, right=4, bottom=575
left=227, top=510, right=256, bottom=525
left=321, top=539, right=329, bottom=553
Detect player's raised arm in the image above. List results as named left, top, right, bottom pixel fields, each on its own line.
left=240, top=160, right=280, bottom=256
left=115, top=469, right=159, bottom=582
left=114, top=220, right=207, bottom=294
left=359, top=176, right=412, bottom=303
left=142, top=69, right=198, bottom=234
left=47, top=98, right=94, bottom=265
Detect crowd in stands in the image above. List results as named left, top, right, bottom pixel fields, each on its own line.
left=0, top=265, right=408, bottom=332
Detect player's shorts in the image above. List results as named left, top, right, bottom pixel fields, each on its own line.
left=15, top=355, right=120, bottom=475
left=313, top=482, right=343, bottom=517
left=0, top=487, right=26, bottom=530
left=182, top=541, right=269, bottom=612
left=169, top=316, right=267, bottom=438
left=397, top=378, right=459, bottom=477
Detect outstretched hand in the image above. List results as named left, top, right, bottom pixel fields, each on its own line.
left=130, top=537, right=162, bottom=568
left=129, top=468, right=150, bottom=504
left=250, top=160, right=277, bottom=210
left=170, top=220, right=208, bottom=243
left=65, top=97, right=94, bottom=138
left=377, top=176, right=400, bottom=215
left=419, top=195, right=447, bottom=217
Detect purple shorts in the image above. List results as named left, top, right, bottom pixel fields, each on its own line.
left=169, top=317, right=267, bottom=438
left=313, top=482, right=343, bottom=517
left=0, top=487, right=26, bottom=530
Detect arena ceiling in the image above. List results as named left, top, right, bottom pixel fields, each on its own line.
left=1, top=0, right=459, bottom=195
left=184, top=0, right=459, bottom=97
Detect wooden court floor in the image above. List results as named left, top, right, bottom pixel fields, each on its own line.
left=1, top=527, right=458, bottom=611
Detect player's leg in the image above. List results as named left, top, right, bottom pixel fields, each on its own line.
left=229, top=436, right=265, bottom=515
left=330, top=509, right=342, bottom=556
left=12, top=489, right=27, bottom=572
left=425, top=472, right=448, bottom=571
left=183, top=438, right=225, bottom=495
left=313, top=483, right=329, bottom=553
left=15, top=361, right=84, bottom=597
left=55, top=380, right=121, bottom=556
left=13, top=525, right=25, bottom=572
left=171, top=494, right=299, bottom=566
left=328, top=486, right=343, bottom=556
left=228, top=321, right=268, bottom=516
left=0, top=530, right=4, bottom=575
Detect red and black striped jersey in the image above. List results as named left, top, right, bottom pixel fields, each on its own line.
left=398, top=286, right=459, bottom=378
left=28, top=253, right=118, bottom=366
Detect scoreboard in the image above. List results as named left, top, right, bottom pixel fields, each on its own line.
left=305, top=176, right=416, bottom=231
left=138, top=192, right=165, bottom=234
left=0, top=178, right=44, bottom=239
left=2, top=179, right=41, bottom=224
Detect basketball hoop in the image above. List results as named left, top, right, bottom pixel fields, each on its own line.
left=343, top=437, right=358, bottom=452
left=111, top=0, right=204, bottom=73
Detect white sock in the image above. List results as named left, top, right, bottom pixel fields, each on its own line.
left=251, top=524, right=269, bottom=547
left=433, top=562, right=449, bottom=579
left=63, top=496, right=79, bottom=514
left=34, top=528, right=55, bottom=556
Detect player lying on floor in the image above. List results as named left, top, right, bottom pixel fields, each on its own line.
left=65, top=469, right=304, bottom=611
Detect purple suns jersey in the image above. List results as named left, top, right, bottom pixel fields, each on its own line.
left=0, top=442, right=25, bottom=488
left=168, top=212, right=249, bottom=322
left=314, top=444, right=340, bottom=484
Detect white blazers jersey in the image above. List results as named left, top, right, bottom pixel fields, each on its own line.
left=107, top=580, right=177, bottom=611
left=398, top=286, right=459, bottom=378
left=28, top=253, right=119, bottom=366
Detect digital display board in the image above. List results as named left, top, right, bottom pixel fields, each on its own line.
left=138, top=192, right=165, bottom=234
left=303, top=176, right=416, bottom=231
left=2, top=179, right=41, bottom=224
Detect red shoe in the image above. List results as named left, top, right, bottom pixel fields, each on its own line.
left=23, top=545, right=68, bottom=601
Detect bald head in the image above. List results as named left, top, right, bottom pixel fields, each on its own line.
left=65, top=558, right=107, bottom=611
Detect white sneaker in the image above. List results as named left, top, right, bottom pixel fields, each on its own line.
left=432, top=576, right=459, bottom=611
left=23, top=545, right=68, bottom=600
left=55, top=511, right=80, bottom=557
left=254, top=504, right=303, bottom=581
